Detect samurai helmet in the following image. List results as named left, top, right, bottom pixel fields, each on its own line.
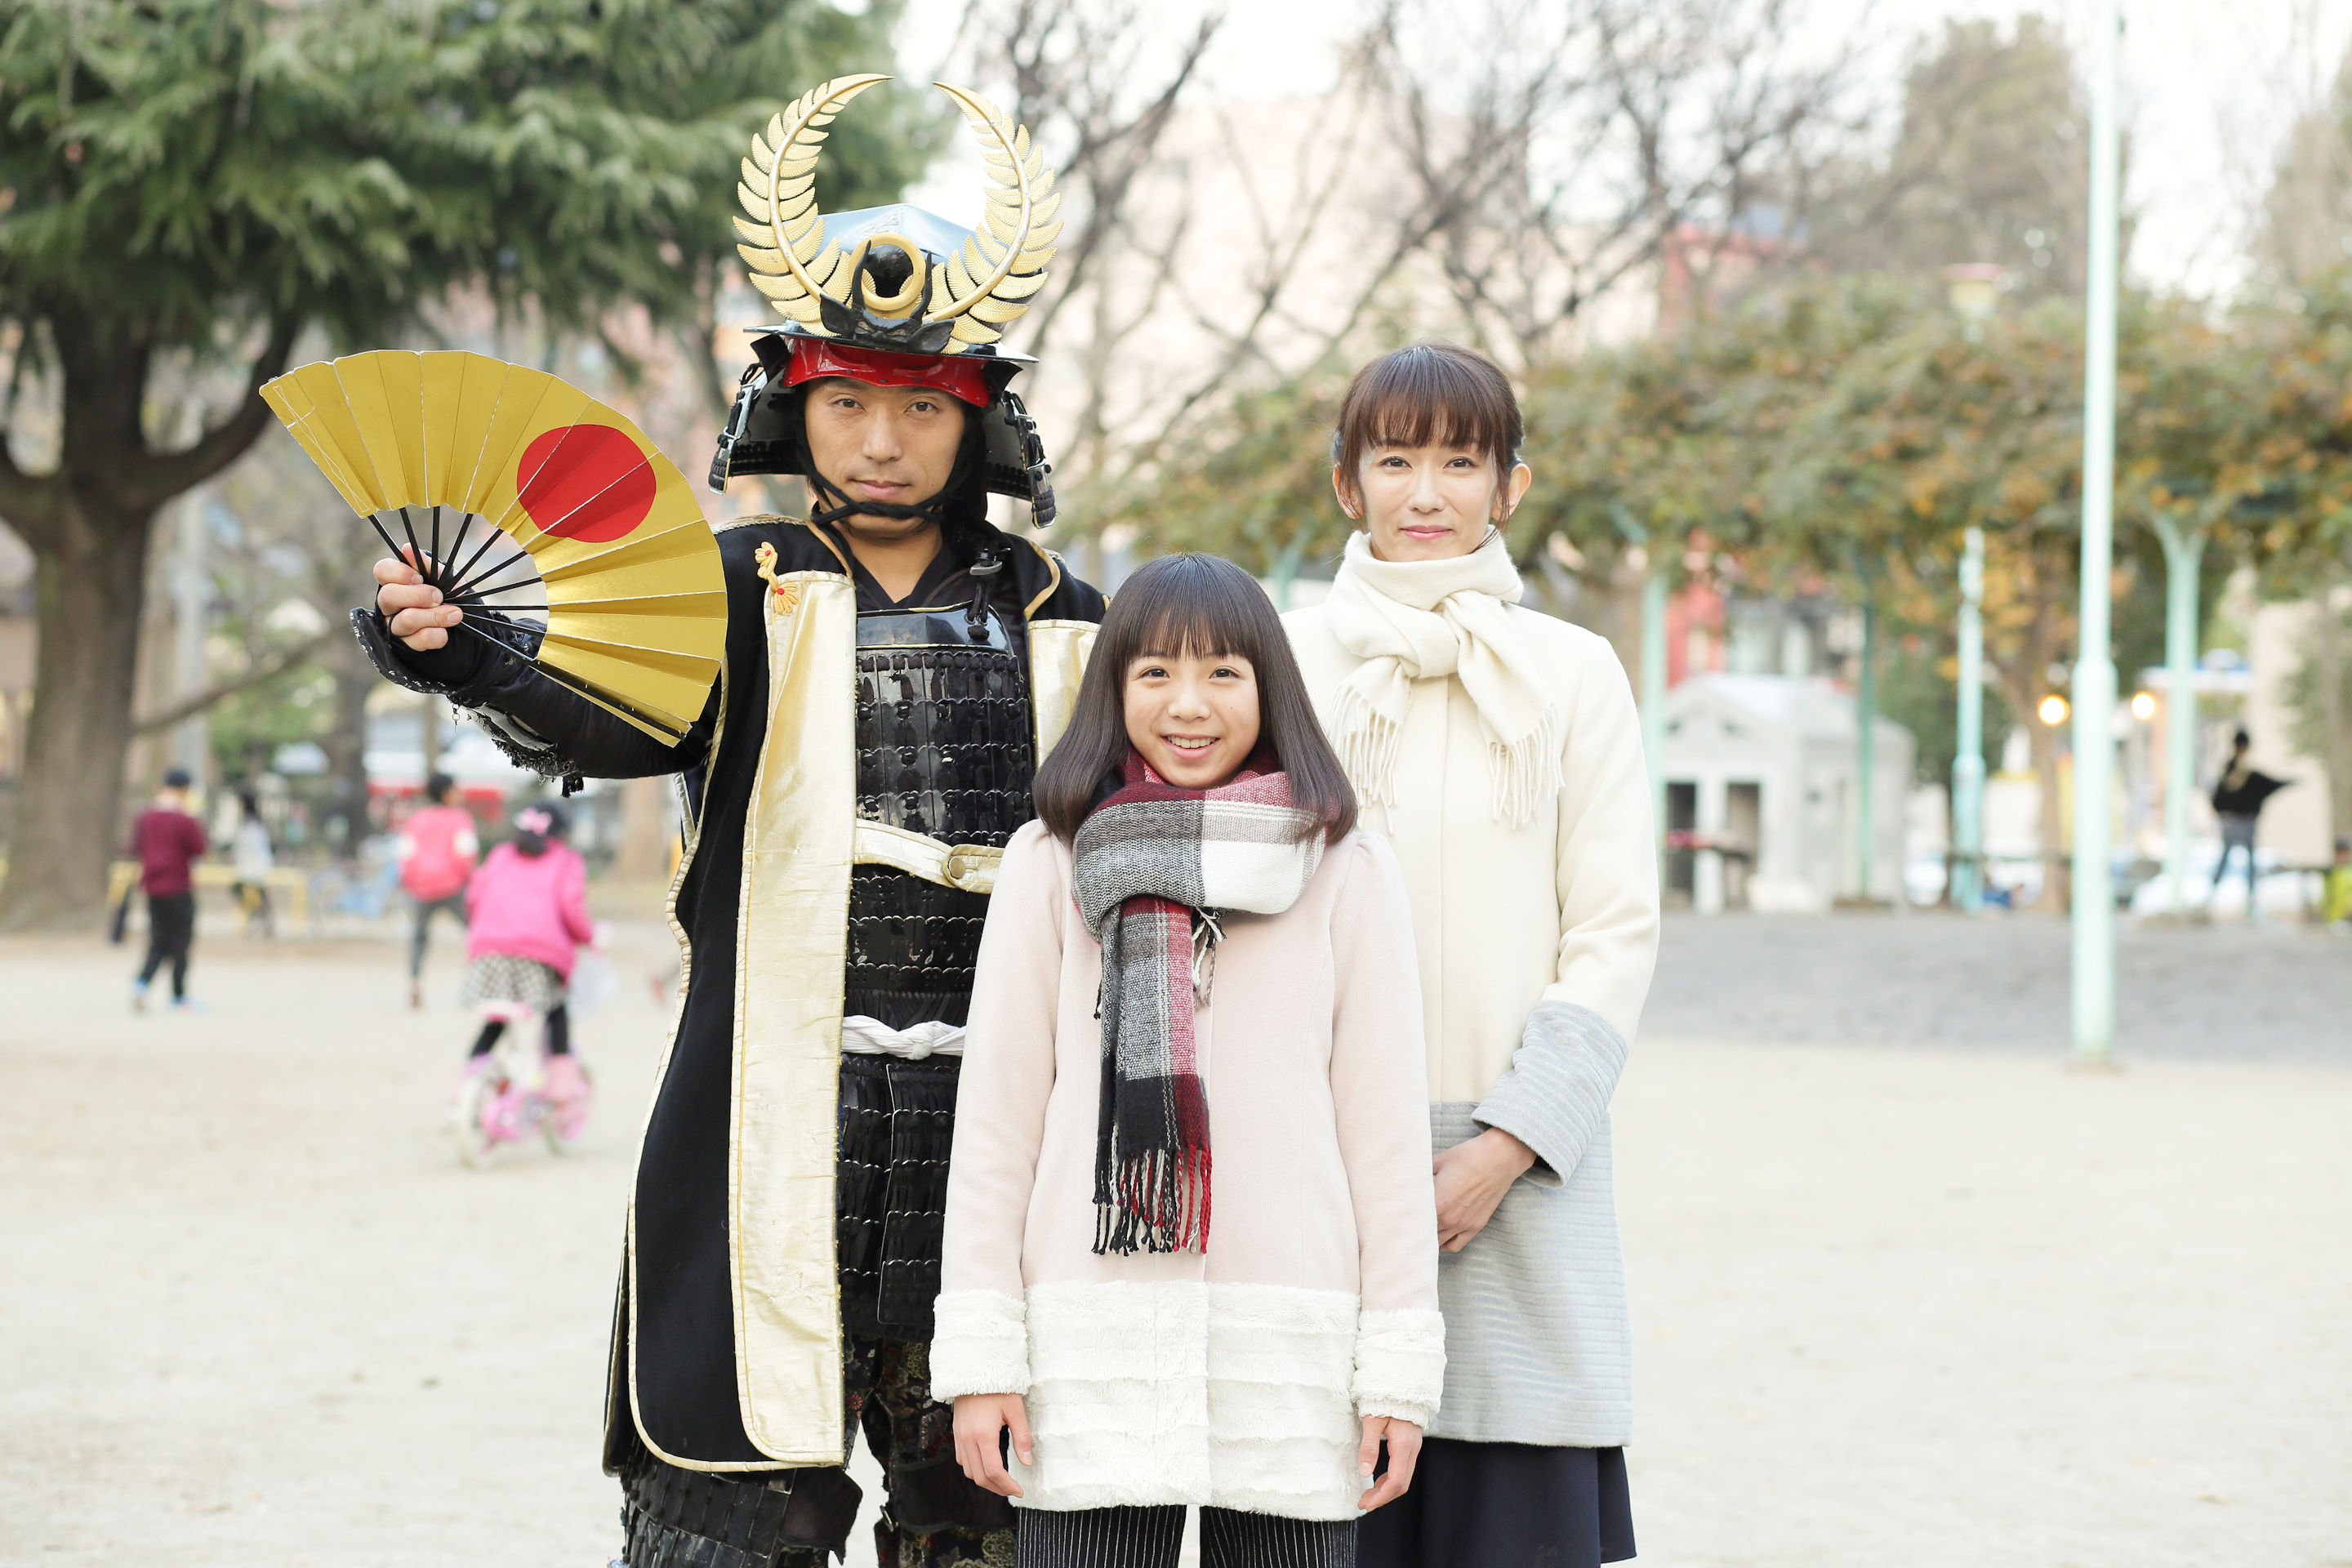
left=710, top=75, right=1064, bottom=527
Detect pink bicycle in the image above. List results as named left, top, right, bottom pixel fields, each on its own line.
left=452, top=1001, right=593, bottom=1167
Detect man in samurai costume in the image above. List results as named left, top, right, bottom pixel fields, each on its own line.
left=362, top=76, right=1101, bottom=1567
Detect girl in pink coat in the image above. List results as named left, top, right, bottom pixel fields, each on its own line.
left=460, top=803, right=595, bottom=1110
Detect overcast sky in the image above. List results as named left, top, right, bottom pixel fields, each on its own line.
left=898, top=0, right=2352, bottom=300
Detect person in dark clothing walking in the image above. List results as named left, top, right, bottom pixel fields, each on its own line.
left=130, top=768, right=208, bottom=1012
left=2209, top=729, right=2290, bottom=916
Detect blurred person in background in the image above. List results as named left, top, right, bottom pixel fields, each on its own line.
left=2322, top=837, right=2352, bottom=931
left=229, top=789, right=274, bottom=938
left=399, top=772, right=477, bottom=1007
left=458, top=803, right=593, bottom=1116
left=1286, top=344, right=1659, bottom=1568
left=128, top=767, right=208, bottom=1013
left=2208, top=729, right=2289, bottom=918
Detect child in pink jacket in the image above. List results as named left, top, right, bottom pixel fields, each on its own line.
left=460, top=804, right=595, bottom=1107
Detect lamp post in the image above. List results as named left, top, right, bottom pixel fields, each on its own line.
left=1614, top=506, right=1672, bottom=865
left=1854, top=593, right=1878, bottom=902
left=1942, top=263, right=2002, bottom=914
left=1641, top=545, right=1670, bottom=861
left=2150, top=510, right=2205, bottom=913
left=1954, top=527, right=1987, bottom=910
left=2071, top=0, right=2123, bottom=1064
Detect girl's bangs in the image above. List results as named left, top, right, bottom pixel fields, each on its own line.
left=1115, top=560, right=1275, bottom=664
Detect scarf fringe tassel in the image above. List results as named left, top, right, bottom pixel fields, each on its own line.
left=1093, top=1144, right=1214, bottom=1255
left=1342, top=693, right=1561, bottom=829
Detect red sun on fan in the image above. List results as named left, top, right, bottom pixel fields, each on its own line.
left=516, top=424, right=657, bottom=543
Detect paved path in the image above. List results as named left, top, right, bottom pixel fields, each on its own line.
left=4, top=920, right=2347, bottom=1566
left=1647, top=911, right=2352, bottom=1064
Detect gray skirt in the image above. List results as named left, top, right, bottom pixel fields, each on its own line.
left=459, top=953, right=567, bottom=1013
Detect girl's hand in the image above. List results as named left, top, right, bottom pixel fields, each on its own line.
left=1432, top=1128, right=1536, bottom=1252
left=951, top=1392, right=1033, bottom=1498
left=1357, top=1415, right=1422, bottom=1510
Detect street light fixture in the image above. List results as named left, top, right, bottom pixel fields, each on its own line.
left=1942, top=264, right=2002, bottom=915
left=2072, top=0, right=2123, bottom=1066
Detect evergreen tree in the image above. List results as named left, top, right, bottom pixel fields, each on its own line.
left=0, top=0, right=920, bottom=928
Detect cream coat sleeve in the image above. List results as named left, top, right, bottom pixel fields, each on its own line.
left=1325, top=834, right=1448, bottom=1424
left=930, top=821, right=1065, bottom=1400
left=1471, top=629, right=1660, bottom=1187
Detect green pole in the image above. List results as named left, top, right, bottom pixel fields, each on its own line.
left=2152, top=511, right=2204, bottom=915
left=1856, top=597, right=1878, bottom=902
left=2071, top=0, right=2122, bottom=1063
left=1270, top=536, right=1306, bottom=612
left=1642, top=546, right=1670, bottom=862
left=1953, top=527, right=1986, bottom=911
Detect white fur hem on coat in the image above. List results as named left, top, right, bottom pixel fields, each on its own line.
left=1352, top=1307, right=1446, bottom=1426
left=988, top=1279, right=1431, bottom=1521
left=929, top=1290, right=1031, bottom=1399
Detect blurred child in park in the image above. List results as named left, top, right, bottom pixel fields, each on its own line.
left=458, top=803, right=594, bottom=1116
left=399, top=772, right=478, bottom=1006
left=128, top=767, right=207, bottom=1013
left=229, top=789, right=274, bottom=938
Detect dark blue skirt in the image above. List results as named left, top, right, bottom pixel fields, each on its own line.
left=1357, top=1437, right=1634, bottom=1567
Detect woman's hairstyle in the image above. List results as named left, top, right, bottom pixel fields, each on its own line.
left=1031, top=553, right=1356, bottom=844
left=1330, top=341, right=1524, bottom=501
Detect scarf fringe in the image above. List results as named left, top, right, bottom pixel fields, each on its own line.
left=1343, top=686, right=1561, bottom=830
left=1337, top=689, right=1405, bottom=808
left=1093, top=1075, right=1214, bottom=1256
left=1486, top=706, right=1563, bottom=829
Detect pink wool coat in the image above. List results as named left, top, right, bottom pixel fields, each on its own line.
left=931, top=822, right=1446, bottom=1521
left=465, top=842, right=594, bottom=979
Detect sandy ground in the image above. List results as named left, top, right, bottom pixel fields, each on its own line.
left=3, top=914, right=2348, bottom=1566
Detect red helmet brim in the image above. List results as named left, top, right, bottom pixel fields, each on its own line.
left=781, top=339, right=993, bottom=408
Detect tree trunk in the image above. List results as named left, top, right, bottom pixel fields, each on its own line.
left=319, top=640, right=376, bottom=858
left=0, top=500, right=159, bottom=930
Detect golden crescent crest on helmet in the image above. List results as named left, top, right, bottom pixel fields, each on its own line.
left=733, top=75, right=1063, bottom=346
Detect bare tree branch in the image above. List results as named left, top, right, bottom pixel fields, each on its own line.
left=130, top=626, right=336, bottom=735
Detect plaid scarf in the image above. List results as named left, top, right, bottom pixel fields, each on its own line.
left=1071, top=749, right=1325, bottom=1255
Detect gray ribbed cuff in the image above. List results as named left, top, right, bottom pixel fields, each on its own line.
left=1469, top=1001, right=1628, bottom=1187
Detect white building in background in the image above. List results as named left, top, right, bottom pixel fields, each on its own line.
left=1659, top=674, right=1914, bottom=912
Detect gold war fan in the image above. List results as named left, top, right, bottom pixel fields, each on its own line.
left=262, top=350, right=727, bottom=743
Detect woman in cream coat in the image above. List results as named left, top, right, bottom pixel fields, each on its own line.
left=1284, top=343, right=1659, bottom=1568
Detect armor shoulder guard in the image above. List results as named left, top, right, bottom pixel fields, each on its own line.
left=1014, top=537, right=1107, bottom=624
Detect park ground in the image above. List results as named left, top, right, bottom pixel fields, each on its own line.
left=3, top=908, right=2349, bottom=1567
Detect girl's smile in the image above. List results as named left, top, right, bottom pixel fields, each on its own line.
left=1123, top=649, right=1263, bottom=790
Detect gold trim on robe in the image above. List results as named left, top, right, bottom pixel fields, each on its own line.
left=732, top=571, right=860, bottom=1459
left=1027, top=619, right=1098, bottom=762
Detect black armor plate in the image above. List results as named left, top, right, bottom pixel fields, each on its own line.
left=846, top=604, right=1035, bottom=1029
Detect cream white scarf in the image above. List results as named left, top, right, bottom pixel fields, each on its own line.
left=1324, top=529, right=1561, bottom=827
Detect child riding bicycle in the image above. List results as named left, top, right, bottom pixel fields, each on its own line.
left=458, top=803, right=595, bottom=1134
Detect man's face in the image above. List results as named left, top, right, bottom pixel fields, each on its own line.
left=800, top=376, right=969, bottom=541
